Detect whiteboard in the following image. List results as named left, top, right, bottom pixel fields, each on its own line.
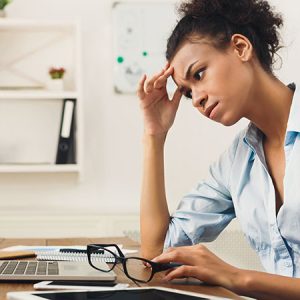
left=112, top=1, right=177, bottom=94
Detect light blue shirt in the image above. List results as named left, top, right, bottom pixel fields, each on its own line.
left=164, top=83, right=300, bottom=277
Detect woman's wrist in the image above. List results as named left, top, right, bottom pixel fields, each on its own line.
left=143, top=132, right=167, bottom=146
left=226, top=269, right=255, bottom=296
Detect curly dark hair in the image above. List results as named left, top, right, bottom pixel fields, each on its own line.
left=166, top=0, right=283, bottom=73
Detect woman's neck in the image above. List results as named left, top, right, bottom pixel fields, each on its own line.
left=244, top=71, right=294, bottom=147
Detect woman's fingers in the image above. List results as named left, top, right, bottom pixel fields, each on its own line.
left=153, top=245, right=209, bottom=265
left=142, top=261, right=152, bottom=268
left=153, top=66, right=174, bottom=89
left=137, top=74, right=147, bottom=99
left=137, top=63, right=173, bottom=97
left=144, top=68, right=165, bottom=94
left=144, top=65, right=174, bottom=93
left=165, top=247, right=175, bottom=253
left=163, top=265, right=198, bottom=281
left=153, top=245, right=239, bottom=287
left=163, top=61, right=170, bottom=71
left=171, top=87, right=183, bottom=107
left=153, top=248, right=188, bottom=265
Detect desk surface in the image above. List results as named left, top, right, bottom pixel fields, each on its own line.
left=0, top=237, right=244, bottom=300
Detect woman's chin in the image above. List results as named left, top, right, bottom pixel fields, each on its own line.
left=219, top=114, right=240, bottom=127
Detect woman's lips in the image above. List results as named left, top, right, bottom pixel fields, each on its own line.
left=204, top=102, right=219, bottom=119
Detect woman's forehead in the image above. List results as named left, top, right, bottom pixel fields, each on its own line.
left=171, top=41, right=218, bottom=67
left=170, top=42, right=214, bottom=79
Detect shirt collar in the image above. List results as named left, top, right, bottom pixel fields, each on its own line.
left=243, top=123, right=263, bottom=160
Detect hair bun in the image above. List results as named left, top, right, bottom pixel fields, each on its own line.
left=166, top=0, right=283, bottom=72
left=179, top=0, right=282, bottom=27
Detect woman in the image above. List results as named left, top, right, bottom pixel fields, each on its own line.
left=137, top=0, right=300, bottom=298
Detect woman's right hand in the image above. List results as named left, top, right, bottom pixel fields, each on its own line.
left=137, top=64, right=183, bottom=137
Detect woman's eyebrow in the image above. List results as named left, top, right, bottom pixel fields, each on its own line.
left=184, top=59, right=200, bottom=80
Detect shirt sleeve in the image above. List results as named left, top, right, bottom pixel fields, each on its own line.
left=164, top=132, right=242, bottom=248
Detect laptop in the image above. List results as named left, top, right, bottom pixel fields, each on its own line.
left=0, top=260, right=116, bottom=282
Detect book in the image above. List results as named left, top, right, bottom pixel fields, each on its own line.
left=56, top=98, right=76, bottom=164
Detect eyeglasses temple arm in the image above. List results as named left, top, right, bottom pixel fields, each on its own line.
left=88, top=244, right=125, bottom=258
left=153, top=262, right=183, bottom=272
left=114, top=245, right=125, bottom=257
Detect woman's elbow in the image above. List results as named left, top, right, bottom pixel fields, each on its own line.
left=141, top=244, right=164, bottom=260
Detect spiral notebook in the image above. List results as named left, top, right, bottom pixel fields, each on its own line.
left=36, top=248, right=116, bottom=262
left=1, top=245, right=137, bottom=263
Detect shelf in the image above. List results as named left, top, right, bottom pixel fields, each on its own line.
left=0, top=90, right=79, bottom=100
left=0, top=19, right=78, bottom=31
left=0, top=19, right=82, bottom=175
left=0, top=164, right=80, bottom=173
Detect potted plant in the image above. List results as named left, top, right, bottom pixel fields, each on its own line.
left=48, top=66, right=66, bottom=91
left=0, top=0, right=12, bottom=17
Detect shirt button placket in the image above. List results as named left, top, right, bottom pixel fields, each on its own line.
left=284, top=261, right=292, bottom=267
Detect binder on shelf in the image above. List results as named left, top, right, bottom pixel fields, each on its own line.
left=56, top=98, right=76, bottom=164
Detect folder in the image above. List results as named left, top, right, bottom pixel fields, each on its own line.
left=56, top=99, right=76, bottom=164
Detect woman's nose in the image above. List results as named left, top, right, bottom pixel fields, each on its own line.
left=192, top=92, right=208, bottom=110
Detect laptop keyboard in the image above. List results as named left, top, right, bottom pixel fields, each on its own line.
left=0, top=261, right=59, bottom=276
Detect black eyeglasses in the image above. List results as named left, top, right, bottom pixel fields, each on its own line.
left=87, top=244, right=181, bottom=283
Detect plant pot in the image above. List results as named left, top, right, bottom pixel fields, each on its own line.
left=47, top=79, right=64, bottom=91
left=0, top=10, right=6, bottom=18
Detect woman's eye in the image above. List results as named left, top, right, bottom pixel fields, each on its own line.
left=185, top=91, right=192, bottom=99
left=194, top=68, right=206, bottom=81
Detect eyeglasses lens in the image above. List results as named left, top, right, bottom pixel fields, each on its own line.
left=125, top=258, right=153, bottom=282
left=90, top=248, right=116, bottom=271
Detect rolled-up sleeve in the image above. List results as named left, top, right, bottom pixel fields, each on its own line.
left=164, top=133, right=242, bottom=248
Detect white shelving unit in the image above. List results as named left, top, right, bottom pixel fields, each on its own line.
left=0, top=19, right=83, bottom=174
left=0, top=91, right=79, bottom=100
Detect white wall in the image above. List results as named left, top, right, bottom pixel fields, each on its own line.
left=0, top=0, right=299, bottom=238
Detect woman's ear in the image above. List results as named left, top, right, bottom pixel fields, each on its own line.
left=231, top=34, right=253, bottom=62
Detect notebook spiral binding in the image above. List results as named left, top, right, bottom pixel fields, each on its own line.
left=36, top=251, right=115, bottom=263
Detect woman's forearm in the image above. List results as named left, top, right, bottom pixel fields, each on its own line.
left=140, top=133, right=170, bottom=259
left=232, top=269, right=300, bottom=300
